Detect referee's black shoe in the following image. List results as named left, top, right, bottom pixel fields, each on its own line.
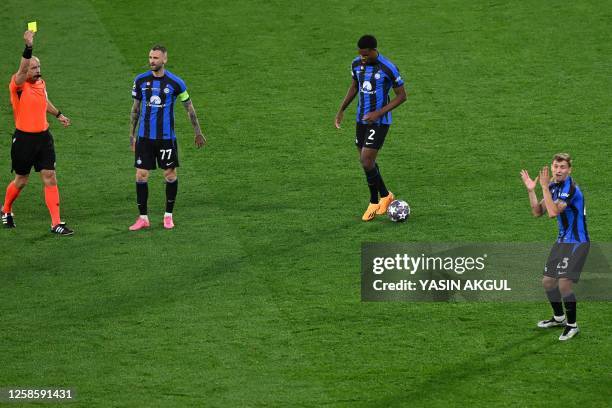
left=51, top=222, right=74, bottom=236
left=1, top=209, right=15, bottom=228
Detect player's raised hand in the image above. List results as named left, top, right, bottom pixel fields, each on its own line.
left=334, top=111, right=344, bottom=129
left=520, top=169, right=538, bottom=191
left=539, top=166, right=550, bottom=187
left=195, top=133, right=207, bottom=148
left=24, top=30, right=35, bottom=47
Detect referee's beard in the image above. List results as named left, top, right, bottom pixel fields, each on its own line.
left=27, top=74, right=42, bottom=83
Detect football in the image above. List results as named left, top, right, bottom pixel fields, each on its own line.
left=387, top=199, right=410, bottom=222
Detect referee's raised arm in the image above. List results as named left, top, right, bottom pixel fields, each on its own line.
left=15, top=30, right=35, bottom=86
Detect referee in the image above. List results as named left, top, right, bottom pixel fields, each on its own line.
left=2, top=30, right=73, bottom=235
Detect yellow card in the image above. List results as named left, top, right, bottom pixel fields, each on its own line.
left=27, top=21, right=37, bottom=32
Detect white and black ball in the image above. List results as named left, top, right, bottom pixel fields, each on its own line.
left=387, top=200, right=410, bottom=222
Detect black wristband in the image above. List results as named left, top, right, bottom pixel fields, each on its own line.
left=55, top=111, right=62, bottom=118
left=23, top=45, right=33, bottom=59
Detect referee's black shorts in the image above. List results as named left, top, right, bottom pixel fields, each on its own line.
left=543, top=242, right=590, bottom=283
left=11, top=129, right=56, bottom=175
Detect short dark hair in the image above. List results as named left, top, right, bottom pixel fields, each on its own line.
left=151, top=44, right=167, bottom=54
left=358, top=35, right=377, bottom=49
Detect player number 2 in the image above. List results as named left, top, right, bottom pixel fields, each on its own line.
left=368, top=129, right=376, bottom=141
left=160, top=149, right=172, bottom=160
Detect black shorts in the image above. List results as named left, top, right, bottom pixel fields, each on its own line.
left=544, top=242, right=590, bottom=283
left=11, top=129, right=56, bottom=175
left=134, top=138, right=180, bottom=170
left=355, top=123, right=390, bottom=150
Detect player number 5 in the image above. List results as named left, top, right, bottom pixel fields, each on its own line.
left=557, top=257, right=569, bottom=270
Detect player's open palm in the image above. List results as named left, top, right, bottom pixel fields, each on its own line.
left=520, top=169, right=538, bottom=191
left=538, top=166, right=550, bottom=187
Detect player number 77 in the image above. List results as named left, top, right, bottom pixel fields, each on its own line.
left=160, top=149, right=172, bottom=160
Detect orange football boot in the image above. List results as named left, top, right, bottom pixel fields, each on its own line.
left=362, top=203, right=380, bottom=221
left=376, top=192, right=395, bottom=215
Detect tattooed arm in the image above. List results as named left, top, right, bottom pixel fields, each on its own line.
left=130, top=99, right=141, bottom=152
left=183, top=99, right=206, bottom=148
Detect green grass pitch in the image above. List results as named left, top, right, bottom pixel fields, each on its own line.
left=1, top=0, right=611, bottom=406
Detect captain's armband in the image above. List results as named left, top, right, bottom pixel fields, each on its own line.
left=179, top=90, right=190, bottom=102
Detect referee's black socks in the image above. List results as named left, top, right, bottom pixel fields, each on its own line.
left=136, top=181, right=148, bottom=216
left=165, top=178, right=178, bottom=214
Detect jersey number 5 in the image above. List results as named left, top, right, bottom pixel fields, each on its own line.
left=557, top=257, right=569, bottom=270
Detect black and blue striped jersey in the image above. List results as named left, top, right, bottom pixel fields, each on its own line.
left=549, top=176, right=589, bottom=243
left=132, top=70, right=190, bottom=140
left=351, top=53, right=404, bottom=125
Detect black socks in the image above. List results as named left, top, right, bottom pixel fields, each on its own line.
left=563, top=292, right=577, bottom=325
left=375, top=163, right=389, bottom=198
left=545, top=287, right=564, bottom=317
left=166, top=179, right=178, bottom=214
left=364, top=167, right=379, bottom=204
left=136, top=181, right=148, bottom=215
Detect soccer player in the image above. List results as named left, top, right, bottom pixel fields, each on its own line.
left=129, top=45, right=206, bottom=230
left=335, top=34, right=407, bottom=221
left=1, top=30, right=73, bottom=235
left=520, top=153, right=589, bottom=341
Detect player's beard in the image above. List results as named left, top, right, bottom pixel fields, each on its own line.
left=151, top=64, right=162, bottom=72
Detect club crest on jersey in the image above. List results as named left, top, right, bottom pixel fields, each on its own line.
left=149, top=95, right=162, bottom=105
left=163, top=87, right=170, bottom=94
left=374, top=73, right=381, bottom=80
left=361, top=81, right=376, bottom=94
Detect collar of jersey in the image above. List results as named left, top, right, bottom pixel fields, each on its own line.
left=149, top=71, right=166, bottom=79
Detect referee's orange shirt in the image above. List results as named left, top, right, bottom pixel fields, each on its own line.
left=9, top=74, right=49, bottom=133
